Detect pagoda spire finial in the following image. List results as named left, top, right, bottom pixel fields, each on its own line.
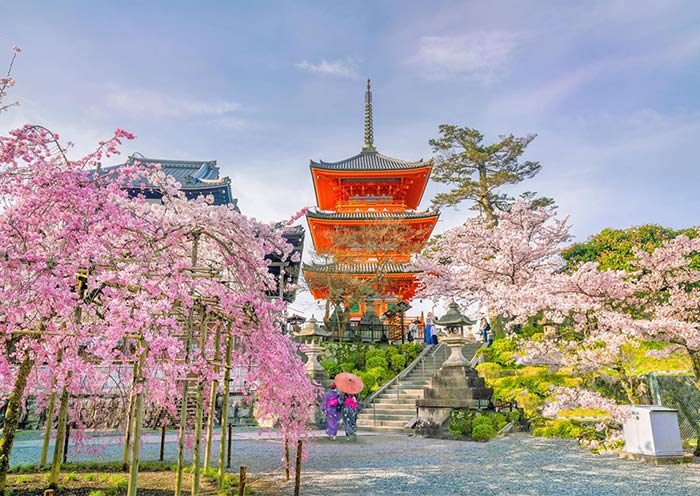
left=363, top=79, right=376, bottom=153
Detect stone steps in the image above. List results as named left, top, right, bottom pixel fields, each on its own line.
left=358, top=343, right=483, bottom=433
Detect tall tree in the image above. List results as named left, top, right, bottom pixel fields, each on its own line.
left=429, top=125, right=550, bottom=222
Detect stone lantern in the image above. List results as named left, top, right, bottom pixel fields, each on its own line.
left=294, top=316, right=330, bottom=381
left=416, top=302, right=492, bottom=425
left=435, top=301, right=475, bottom=366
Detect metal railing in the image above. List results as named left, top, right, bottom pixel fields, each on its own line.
left=325, top=322, right=428, bottom=343
left=365, top=343, right=446, bottom=424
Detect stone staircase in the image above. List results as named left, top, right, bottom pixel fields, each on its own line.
left=358, top=343, right=484, bottom=433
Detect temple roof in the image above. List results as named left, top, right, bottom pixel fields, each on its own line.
left=310, top=151, right=426, bottom=171
left=109, top=155, right=230, bottom=188
left=103, top=154, right=237, bottom=210
left=307, top=208, right=438, bottom=220
left=303, top=262, right=419, bottom=274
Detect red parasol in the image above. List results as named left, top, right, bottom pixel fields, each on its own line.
left=334, top=372, right=364, bottom=394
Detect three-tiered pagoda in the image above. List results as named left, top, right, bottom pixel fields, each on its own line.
left=303, top=80, right=439, bottom=320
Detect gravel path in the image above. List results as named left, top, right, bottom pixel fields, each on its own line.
left=253, top=433, right=700, bottom=496
left=9, top=430, right=700, bottom=495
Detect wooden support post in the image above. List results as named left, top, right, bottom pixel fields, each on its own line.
left=192, top=313, right=209, bottom=496
left=204, top=323, right=222, bottom=471
left=62, top=424, right=70, bottom=464
left=217, top=327, right=233, bottom=488
left=127, top=343, right=147, bottom=496
left=159, top=424, right=166, bottom=462
left=227, top=423, right=232, bottom=469
left=175, top=231, right=200, bottom=496
left=121, top=360, right=138, bottom=472
left=48, top=386, right=69, bottom=488
left=40, top=389, right=57, bottom=467
left=294, top=440, right=302, bottom=496
left=284, top=437, right=290, bottom=481
left=238, top=466, right=247, bottom=496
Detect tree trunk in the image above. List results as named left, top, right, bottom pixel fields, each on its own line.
left=40, top=389, right=57, bottom=467
left=217, top=328, right=232, bottom=488
left=121, top=361, right=138, bottom=471
left=688, top=348, right=700, bottom=387
left=203, top=324, right=222, bottom=471
left=48, top=386, right=70, bottom=488
left=191, top=314, right=208, bottom=496
left=0, top=353, right=34, bottom=494
left=127, top=344, right=146, bottom=496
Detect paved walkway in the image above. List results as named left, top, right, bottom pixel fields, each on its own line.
left=9, top=430, right=700, bottom=495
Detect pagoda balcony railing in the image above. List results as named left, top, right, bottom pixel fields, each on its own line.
left=324, top=321, right=426, bottom=343
left=335, top=199, right=407, bottom=211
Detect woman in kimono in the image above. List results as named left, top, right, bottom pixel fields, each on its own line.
left=341, top=392, right=361, bottom=437
left=321, top=384, right=341, bottom=439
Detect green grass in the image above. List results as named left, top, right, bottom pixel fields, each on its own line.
left=63, top=471, right=78, bottom=482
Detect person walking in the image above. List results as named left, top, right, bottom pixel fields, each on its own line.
left=479, top=317, right=491, bottom=344
left=424, top=313, right=435, bottom=345
left=340, top=392, right=361, bottom=438
left=321, top=384, right=341, bottom=440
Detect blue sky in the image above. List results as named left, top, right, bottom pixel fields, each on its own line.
left=4, top=1, right=700, bottom=315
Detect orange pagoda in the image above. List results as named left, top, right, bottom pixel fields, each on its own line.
left=303, top=80, right=439, bottom=321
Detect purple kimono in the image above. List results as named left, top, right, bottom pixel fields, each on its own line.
left=321, top=390, right=341, bottom=436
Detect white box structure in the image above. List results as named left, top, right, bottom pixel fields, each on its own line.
left=622, top=405, right=683, bottom=456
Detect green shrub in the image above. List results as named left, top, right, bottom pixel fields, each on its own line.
left=385, top=345, right=399, bottom=357
left=89, top=491, right=106, bottom=496
left=472, top=415, right=491, bottom=428
left=491, top=413, right=507, bottom=431
left=320, top=359, right=340, bottom=377
left=365, top=355, right=388, bottom=370
left=339, top=361, right=355, bottom=373
left=448, top=410, right=473, bottom=437
left=471, top=423, right=496, bottom=441
left=64, top=472, right=78, bottom=482
left=507, top=410, right=521, bottom=423
left=16, top=474, right=29, bottom=484
left=389, top=353, right=406, bottom=372
left=365, top=348, right=385, bottom=360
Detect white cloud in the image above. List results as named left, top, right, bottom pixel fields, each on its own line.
left=105, top=87, right=240, bottom=119
left=295, top=58, right=358, bottom=79
left=412, top=31, right=518, bottom=81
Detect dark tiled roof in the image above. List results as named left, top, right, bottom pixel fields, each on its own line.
left=310, top=150, right=426, bottom=171
left=303, top=262, right=419, bottom=274
left=102, top=154, right=238, bottom=210
left=307, top=209, right=439, bottom=221
left=121, top=155, right=226, bottom=187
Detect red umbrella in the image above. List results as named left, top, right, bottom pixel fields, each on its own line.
left=334, top=372, right=364, bottom=394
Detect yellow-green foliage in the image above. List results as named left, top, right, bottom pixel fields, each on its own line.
left=557, top=407, right=611, bottom=419
left=532, top=419, right=584, bottom=439
left=627, top=342, right=691, bottom=375
left=482, top=365, right=579, bottom=418
left=475, top=362, right=503, bottom=380
left=63, top=472, right=78, bottom=482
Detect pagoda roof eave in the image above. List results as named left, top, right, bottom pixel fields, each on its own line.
left=309, top=150, right=429, bottom=172
left=302, top=262, right=421, bottom=275
left=307, top=209, right=439, bottom=221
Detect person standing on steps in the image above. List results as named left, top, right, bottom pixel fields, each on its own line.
left=408, top=319, right=419, bottom=342
left=321, top=384, right=341, bottom=440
